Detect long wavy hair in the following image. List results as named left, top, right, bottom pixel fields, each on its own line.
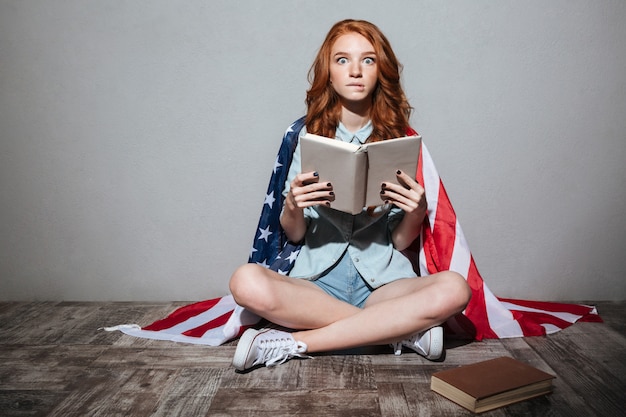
left=305, top=20, right=412, bottom=142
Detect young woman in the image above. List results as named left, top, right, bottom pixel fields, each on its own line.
left=229, top=19, right=471, bottom=371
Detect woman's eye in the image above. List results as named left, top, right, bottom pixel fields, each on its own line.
left=363, top=57, right=375, bottom=65
left=337, top=57, right=348, bottom=64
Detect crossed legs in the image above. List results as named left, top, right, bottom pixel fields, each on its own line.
left=229, top=263, right=471, bottom=353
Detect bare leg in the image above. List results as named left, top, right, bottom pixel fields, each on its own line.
left=229, top=264, right=471, bottom=353
left=293, top=271, right=471, bottom=352
left=229, top=263, right=363, bottom=330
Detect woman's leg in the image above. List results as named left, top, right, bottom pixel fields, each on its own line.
left=231, top=264, right=470, bottom=352
left=229, top=263, right=362, bottom=330
left=292, top=271, right=471, bottom=352
left=231, top=266, right=470, bottom=370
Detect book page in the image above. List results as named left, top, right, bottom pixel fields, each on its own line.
left=300, top=134, right=367, bottom=214
left=364, top=135, right=421, bottom=207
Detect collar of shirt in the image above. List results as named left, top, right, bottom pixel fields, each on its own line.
left=336, top=121, right=373, bottom=145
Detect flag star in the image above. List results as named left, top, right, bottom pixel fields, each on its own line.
left=264, top=191, right=276, bottom=209
left=286, top=249, right=300, bottom=263
left=257, top=225, right=273, bottom=242
left=273, top=156, right=283, bottom=174
left=256, top=260, right=270, bottom=269
left=250, top=246, right=258, bottom=258
left=277, top=269, right=289, bottom=276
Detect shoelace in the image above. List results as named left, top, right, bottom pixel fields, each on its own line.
left=255, top=337, right=310, bottom=367
left=393, top=331, right=428, bottom=356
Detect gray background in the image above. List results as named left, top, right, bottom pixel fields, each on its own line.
left=1, top=0, right=625, bottom=301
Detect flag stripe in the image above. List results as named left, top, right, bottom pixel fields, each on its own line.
left=508, top=309, right=582, bottom=336
left=182, top=310, right=234, bottom=338
left=143, top=298, right=221, bottom=331
left=499, top=298, right=599, bottom=317
left=462, top=261, right=500, bottom=339
left=430, top=182, right=457, bottom=272
left=142, top=296, right=238, bottom=336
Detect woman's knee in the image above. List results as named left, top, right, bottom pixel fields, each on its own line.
left=229, top=264, right=270, bottom=307
left=229, top=264, right=287, bottom=313
left=440, top=271, right=472, bottom=312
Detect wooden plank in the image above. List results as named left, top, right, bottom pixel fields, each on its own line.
left=208, top=388, right=380, bottom=417
left=151, top=368, right=224, bottom=417
left=0, top=302, right=57, bottom=343
left=370, top=338, right=510, bottom=368
left=0, top=390, right=68, bottom=417
left=0, top=345, right=106, bottom=390
left=91, top=345, right=234, bottom=369
left=0, top=302, right=23, bottom=317
left=579, top=300, right=626, bottom=337
left=221, top=354, right=375, bottom=391
left=375, top=383, right=415, bottom=417
left=524, top=326, right=625, bottom=417
left=219, top=356, right=304, bottom=390
left=372, top=362, right=432, bottom=385
left=401, top=380, right=490, bottom=417
left=0, top=302, right=114, bottom=345
left=296, top=354, right=376, bottom=390
left=47, top=368, right=176, bottom=417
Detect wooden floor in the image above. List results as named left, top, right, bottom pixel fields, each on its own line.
left=0, top=301, right=624, bottom=416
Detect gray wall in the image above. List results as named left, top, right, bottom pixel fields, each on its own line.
left=1, top=0, right=625, bottom=301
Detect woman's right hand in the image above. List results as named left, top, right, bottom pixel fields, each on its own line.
left=285, top=171, right=335, bottom=211
left=281, top=171, right=333, bottom=242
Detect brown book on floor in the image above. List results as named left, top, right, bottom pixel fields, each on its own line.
left=430, top=356, right=555, bottom=413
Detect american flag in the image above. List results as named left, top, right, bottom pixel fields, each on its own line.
left=105, top=117, right=601, bottom=344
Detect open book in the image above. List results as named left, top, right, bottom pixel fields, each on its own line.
left=300, top=133, right=421, bottom=214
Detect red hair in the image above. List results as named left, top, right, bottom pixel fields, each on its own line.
left=305, top=19, right=412, bottom=142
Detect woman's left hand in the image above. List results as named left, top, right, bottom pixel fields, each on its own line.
left=379, top=170, right=427, bottom=216
left=383, top=170, right=428, bottom=251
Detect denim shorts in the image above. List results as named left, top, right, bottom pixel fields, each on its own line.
left=312, top=251, right=374, bottom=308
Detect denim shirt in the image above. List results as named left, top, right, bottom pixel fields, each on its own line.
left=282, top=122, right=418, bottom=288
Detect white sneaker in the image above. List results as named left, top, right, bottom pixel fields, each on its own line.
left=232, top=328, right=310, bottom=371
left=392, top=326, right=444, bottom=360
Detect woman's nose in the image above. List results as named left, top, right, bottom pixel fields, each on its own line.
left=349, top=63, right=362, bottom=77
left=350, top=62, right=361, bottom=77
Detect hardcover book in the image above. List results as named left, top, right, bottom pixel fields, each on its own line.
left=300, top=133, right=421, bottom=214
left=430, top=356, right=555, bottom=413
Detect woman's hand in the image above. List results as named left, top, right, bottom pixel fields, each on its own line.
left=381, top=170, right=428, bottom=251
left=281, top=171, right=334, bottom=243
left=285, top=171, right=335, bottom=211
left=380, top=170, right=427, bottom=216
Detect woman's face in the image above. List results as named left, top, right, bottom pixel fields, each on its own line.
left=329, top=33, right=378, bottom=107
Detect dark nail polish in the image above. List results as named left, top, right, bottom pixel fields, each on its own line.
left=329, top=191, right=334, bottom=196
left=313, top=172, right=319, bottom=177
left=327, top=182, right=332, bottom=187
left=396, top=170, right=402, bottom=175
